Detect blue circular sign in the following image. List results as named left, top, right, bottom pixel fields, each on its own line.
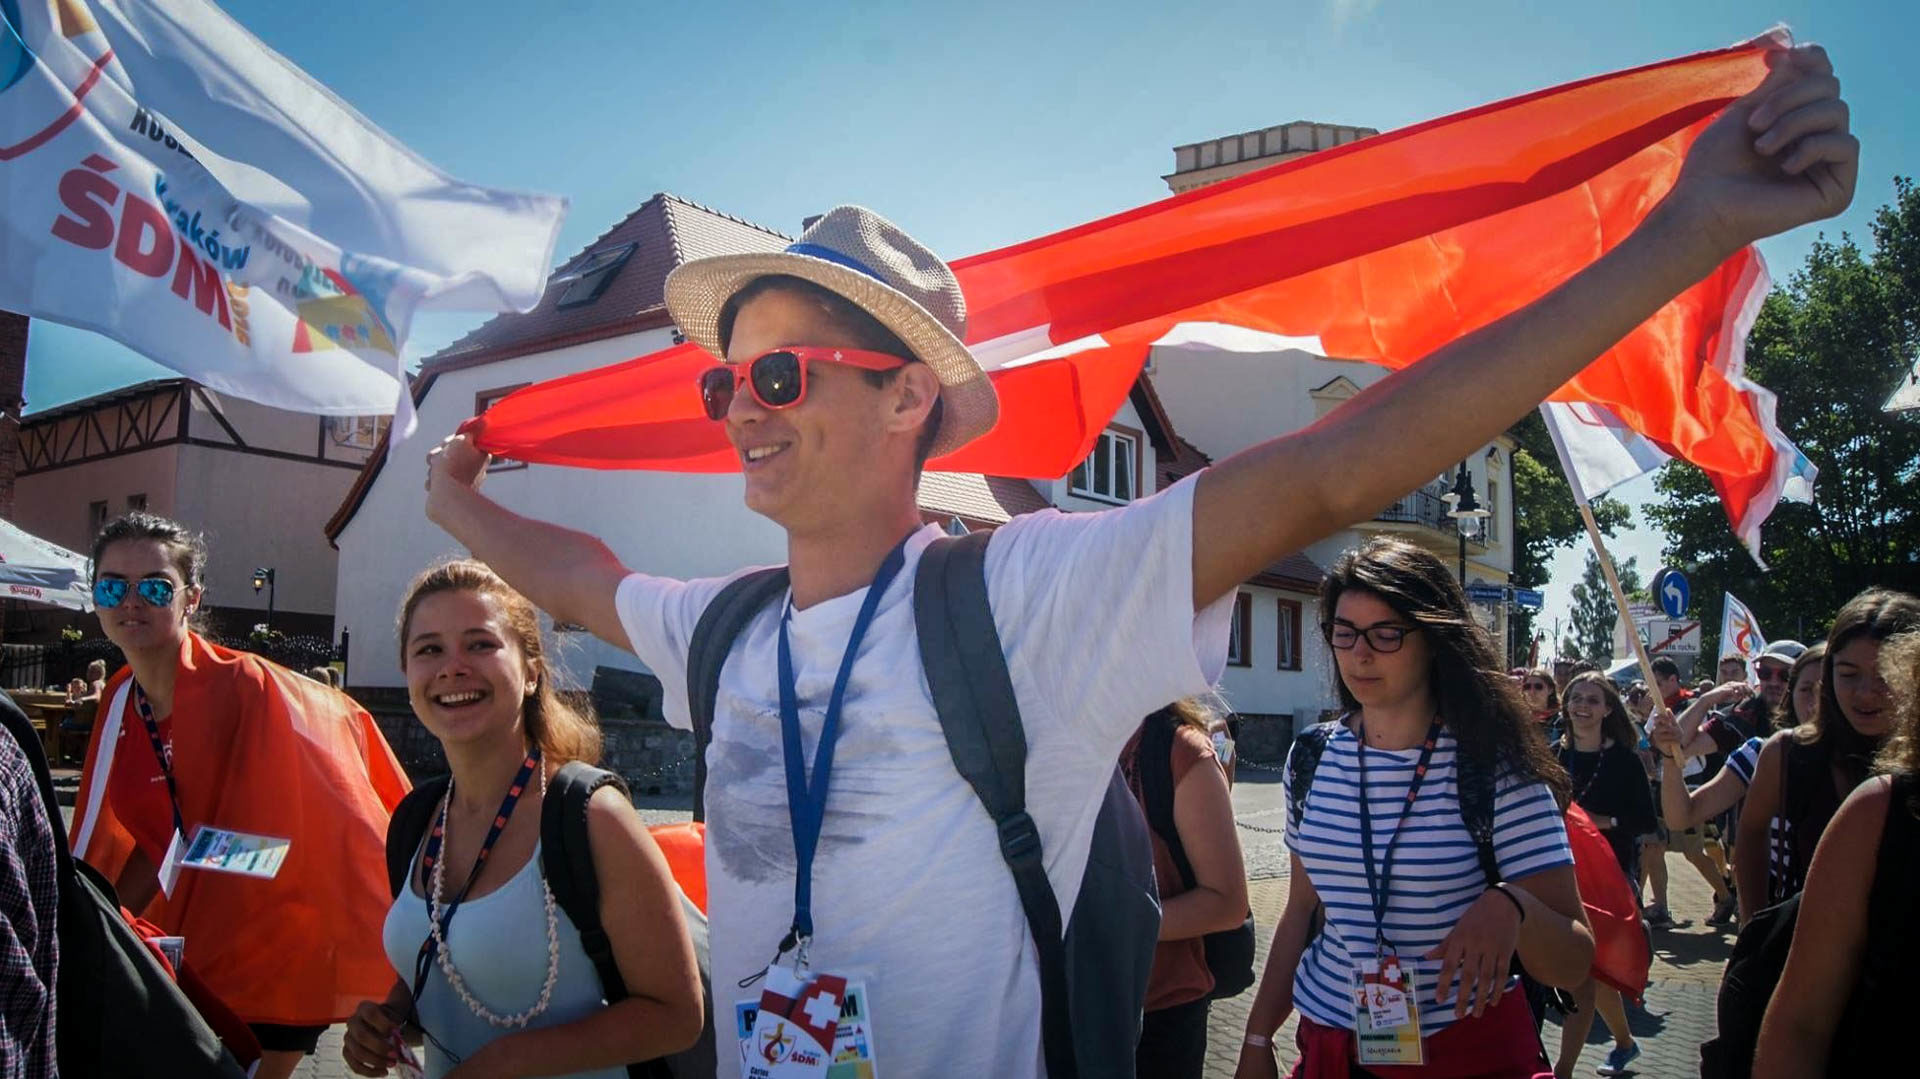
left=1654, top=567, right=1690, bottom=620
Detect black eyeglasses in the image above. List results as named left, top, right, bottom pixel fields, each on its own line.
left=92, top=576, right=176, bottom=609
left=1322, top=621, right=1419, bottom=653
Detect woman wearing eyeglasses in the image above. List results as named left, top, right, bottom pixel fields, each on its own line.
left=67, top=513, right=411, bottom=1079
left=1235, top=538, right=1592, bottom=1079
left=1519, top=668, right=1560, bottom=735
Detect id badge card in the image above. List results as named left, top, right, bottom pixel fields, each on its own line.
left=179, top=826, right=291, bottom=879
left=1353, top=956, right=1424, bottom=1066
left=739, top=978, right=878, bottom=1079
left=738, top=965, right=851, bottom=1078
left=157, top=828, right=185, bottom=898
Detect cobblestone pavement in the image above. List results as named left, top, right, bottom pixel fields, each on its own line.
left=295, top=771, right=1733, bottom=1079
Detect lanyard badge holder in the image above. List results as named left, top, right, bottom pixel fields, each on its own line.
left=1352, top=717, right=1441, bottom=1067
left=737, top=539, right=907, bottom=1079
left=131, top=683, right=190, bottom=897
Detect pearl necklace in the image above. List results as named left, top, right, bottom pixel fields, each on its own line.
left=428, top=765, right=560, bottom=1029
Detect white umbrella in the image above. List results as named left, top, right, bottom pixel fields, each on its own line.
left=0, top=518, right=92, bottom=612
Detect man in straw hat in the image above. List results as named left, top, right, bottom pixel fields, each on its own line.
left=425, top=46, right=1854, bottom=1078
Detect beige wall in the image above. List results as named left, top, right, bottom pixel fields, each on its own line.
left=172, top=443, right=355, bottom=618
left=12, top=445, right=181, bottom=556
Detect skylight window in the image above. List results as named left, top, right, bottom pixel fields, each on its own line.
left=553, top=242, right=636, bottom=309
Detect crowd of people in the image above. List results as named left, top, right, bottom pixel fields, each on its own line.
left=0, top=43, right=1893, bottom=1079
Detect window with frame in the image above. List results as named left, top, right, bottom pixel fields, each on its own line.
left=87, top=500, right=108, bottom=538
left=327, top=415, right=385, bottom=450
left=554, top=242, right=637, bottom=309
left=126, top=493, right=147, bottom=512
left=1486, top=479, right=1500, bottom=542
left=1277, top=598, right=1303, bottom=671
left=1068, top=427, right=1140, bottom=504
left=1227, top=592, right=1252, bottom=667
left=475, top=385, right=530, bottom=471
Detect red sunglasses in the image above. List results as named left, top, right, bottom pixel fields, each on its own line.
left=698, top=346, right=908, bottom=420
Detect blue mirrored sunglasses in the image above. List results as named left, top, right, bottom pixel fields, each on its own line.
left=92, top=576, right=177, bottom=610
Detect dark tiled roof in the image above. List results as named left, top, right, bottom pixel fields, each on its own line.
left=1252, top=552, right=1327, bottom=593
left=917, top=473, right=1051, bottom=527
left=327, top=194, right=790, bottom=543
left=429, top=193, right=789, bottom=367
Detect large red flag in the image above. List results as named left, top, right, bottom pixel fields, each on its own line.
left=469, top=31, right=1801, bottom=542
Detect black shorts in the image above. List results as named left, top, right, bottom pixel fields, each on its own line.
left=249, top=1022, right=326, bottom=1054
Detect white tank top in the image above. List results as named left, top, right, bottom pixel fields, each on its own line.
left=382, top=842, right=628, bottom=1079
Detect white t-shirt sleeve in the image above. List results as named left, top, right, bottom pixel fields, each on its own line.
left=1490, top=772, right=1575, bottom=881
left=613, top=571, right=746, bottom=730
left=985, top=473, right=1234, bottom=750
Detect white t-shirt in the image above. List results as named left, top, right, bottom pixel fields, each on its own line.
left=1284, top=723, right=1573, bottom=1037
left=615, top=476, right=1232, bottom=1079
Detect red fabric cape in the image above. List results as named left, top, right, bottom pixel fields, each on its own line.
left=466, top=32, right=1794, bottom=546
left=1564, top=804, right=1653, bottom=1000
left=68, top=634, right=411, bottom=1025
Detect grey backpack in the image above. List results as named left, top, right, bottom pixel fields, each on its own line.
left=687, top=530, right=1161, bottom=1079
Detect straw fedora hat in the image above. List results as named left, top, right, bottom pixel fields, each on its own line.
left=664, top=205, right=997, bottom=458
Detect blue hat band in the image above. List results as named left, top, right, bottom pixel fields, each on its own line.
left=784, top=242, right=886, bottom=285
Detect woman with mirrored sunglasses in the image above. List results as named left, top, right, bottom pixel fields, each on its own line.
left=66, top=512, right=411, bottom=1079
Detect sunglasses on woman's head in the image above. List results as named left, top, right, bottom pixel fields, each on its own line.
left=92, top=576, right=177, bottom=609
left=698, top=346, right=910, bottom=421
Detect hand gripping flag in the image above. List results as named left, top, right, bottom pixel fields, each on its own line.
left=469, top=31, right=1807, bottom=553
left=1, top=0, right=564, bottom=426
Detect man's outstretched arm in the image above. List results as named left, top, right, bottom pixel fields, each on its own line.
left=426, top=435, right=632, bottom=649
left=1192, top=45, right=1856, bottom=608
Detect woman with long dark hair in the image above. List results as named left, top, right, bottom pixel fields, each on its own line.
left=1236, top=538, right=1591, bottom=1079
left=1123, top=696, right=1248, bottom=1078
left=1752, top=628, right=1920, bottom=1076
left=343, top=561, right=702, bottom=1078
left=67, top=514, right=410, bottom=1079
left=1551, top=673, right=1655, bottom=1079
left=1732, top=589, right=1920, bottom=924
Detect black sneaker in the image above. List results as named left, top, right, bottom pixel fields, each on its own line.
left=1644, top=906, right=1675, bottom=929
left=1707, top=893, right=1738, bottom=926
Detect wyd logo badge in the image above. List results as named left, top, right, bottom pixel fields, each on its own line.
left=290, top=264, right=398, bottom=356
left=758, top=1020, right=795, bottom=1066
left=1, top=0, right=113, bottom=162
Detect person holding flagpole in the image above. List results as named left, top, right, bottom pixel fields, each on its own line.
left=425, top=43, right=1855, bottom=1079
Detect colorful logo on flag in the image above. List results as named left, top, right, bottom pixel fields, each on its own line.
left=1, top=0, right=111, bottom=162
left=289, top=265, right=397, bottom=356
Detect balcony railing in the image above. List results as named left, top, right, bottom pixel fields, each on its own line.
left=1374, top=488, right=1454, bottom=532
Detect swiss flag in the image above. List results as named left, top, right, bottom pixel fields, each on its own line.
left=471, top=31, right=1803, bottom=547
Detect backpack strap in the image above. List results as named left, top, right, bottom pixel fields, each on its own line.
left=1137, top=709, right=1196, bottom=890
left=686, top=568, right=791, bottom=822
left=541, top=762, right=632, bottom=1001
left=1286, top=721, right=1339, bottom=833
left=385, top=776, right=451, bottom=899
left=913, top=530, right=1077, bottom=1079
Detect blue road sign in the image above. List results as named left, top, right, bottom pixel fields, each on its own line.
left=1466, top=583, right=1508, bottom=603
left=1654, top=568, right=1691, bottom=619
left=1512, top=588, right=1546, bottom=610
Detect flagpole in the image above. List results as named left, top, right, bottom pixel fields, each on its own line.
left=1576, top=501, right=1669, bottom=715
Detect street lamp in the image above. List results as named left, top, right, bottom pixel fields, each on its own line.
left=252, top=566, right=276, bottom=631
left=1444, top=461, right=1488, bottom=588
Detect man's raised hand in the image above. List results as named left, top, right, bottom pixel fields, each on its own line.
left=1668, top=43, right=1858, bottom=256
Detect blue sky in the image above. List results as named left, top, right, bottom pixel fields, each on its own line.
left=19, top=0, right=1916, bottom=644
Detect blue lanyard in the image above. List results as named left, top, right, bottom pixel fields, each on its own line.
left=131, top=682, right=187, bottom=841
left=775, top=537, right=910, bottom=957
left=1355, top=716, right=1441, bottom=953
left=411, top=749, right=541, bottom=1002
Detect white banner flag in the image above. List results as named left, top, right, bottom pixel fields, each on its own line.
left=1, top=0, right=565, bottom=422
left=1719, top=592, right=1767, bottom=668
left=1539, top=400, right=1672, bottom=505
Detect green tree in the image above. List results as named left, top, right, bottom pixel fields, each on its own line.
left=1646, top=178, right=1920, bottom=656
left=1565, top=550, right=1642, bottom=663
left=1507, top=411, right=1632, bottom=656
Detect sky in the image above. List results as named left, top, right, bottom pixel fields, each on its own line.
left=17, top=0, right=1918, bottom=645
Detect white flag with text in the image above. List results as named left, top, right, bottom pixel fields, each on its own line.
left=1, top=0, right=564, bottom=421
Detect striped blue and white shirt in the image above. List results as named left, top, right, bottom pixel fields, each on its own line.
left=1724, top=736, right=1765, bottom=786
left=1285, top=723, right=1572, bottom=1037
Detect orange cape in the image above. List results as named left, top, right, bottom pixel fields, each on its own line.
left=68, top=633, right=410, bottom=1025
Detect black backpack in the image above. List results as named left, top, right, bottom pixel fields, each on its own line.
left=0, top=694, right=247, bottom=1079
left=1135, top=708, right=1256, bottom=1000
left=686, top=529, right=1162, bottom=1079
left=1700, top=773, right=1920, bottom=1078
left=385, top=761, right=716, bottom=1079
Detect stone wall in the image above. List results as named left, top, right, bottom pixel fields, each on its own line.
left=353, top=665, right=699, bottom=800
left=1230, top=708, right=1343, bottom=767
